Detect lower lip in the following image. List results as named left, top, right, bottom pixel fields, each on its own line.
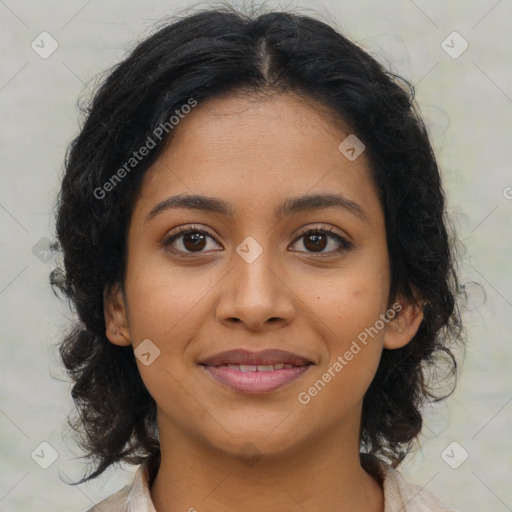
left=201, top=365, right=312, bottom=393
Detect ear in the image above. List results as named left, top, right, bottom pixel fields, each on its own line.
left=103, top=282, right=132, bottom=347
left=383, top=298, right=424, bottom=350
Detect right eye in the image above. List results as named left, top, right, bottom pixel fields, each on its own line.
left=162, top=225, right=222, bottom=256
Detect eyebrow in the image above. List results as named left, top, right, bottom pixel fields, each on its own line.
left=145, top=192, right=368, bottom=224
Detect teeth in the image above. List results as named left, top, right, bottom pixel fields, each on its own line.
left=220, top=363, right=300, bottom=372
left=256, top=364, right=274, bottom=372
left=239, top=364, right=257, bottom=372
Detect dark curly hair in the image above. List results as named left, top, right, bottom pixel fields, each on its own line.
left=50, top=2, right=464, bottom=484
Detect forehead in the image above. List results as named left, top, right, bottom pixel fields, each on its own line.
left=132, top=92, right=381, bottom=224
left=166, top=91, right=351, bottom=160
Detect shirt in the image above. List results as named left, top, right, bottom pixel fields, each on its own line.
left=85, top=461, right=457, bottom=512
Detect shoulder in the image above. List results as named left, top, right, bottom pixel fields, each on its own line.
left=382, top=465, right=458, bottom=512
left=84, top=484, right=131, bottom=512
left=83, top=464, right=156, bottom=512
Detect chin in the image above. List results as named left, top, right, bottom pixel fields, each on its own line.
left=203, top=425, right=307, bottom=463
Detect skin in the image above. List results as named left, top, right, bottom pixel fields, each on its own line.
left=104, top=92, right=423, bottom=512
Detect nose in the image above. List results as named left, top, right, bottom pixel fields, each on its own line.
left=215, top=244, right=296, bottom=332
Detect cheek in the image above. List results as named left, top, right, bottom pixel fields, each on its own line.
left=295, top=288, right=386, bottom=421
left=314, top=282, right=386, bottom=378
left=304, top=261, right=390, bottom=342
left=124, top=253, right=212, bottom=342
left=123, top=256, right=222, bottom=396
left=297, top=258, right=389, bottom=398
left=124, top=262, right=210, bottom=413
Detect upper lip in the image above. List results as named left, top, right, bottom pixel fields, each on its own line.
left=199, top=349, right=314, bottom=367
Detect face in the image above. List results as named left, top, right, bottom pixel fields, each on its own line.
left=105, top=92, right=419, bottom=460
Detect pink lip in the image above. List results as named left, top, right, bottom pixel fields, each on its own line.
left=201, top=364, right=312, bottom=394
left=199, top=348, right=313, bottom=367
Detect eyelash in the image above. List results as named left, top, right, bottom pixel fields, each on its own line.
left=162, top=224, right=353, bottom=258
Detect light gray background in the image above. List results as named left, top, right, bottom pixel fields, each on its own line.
left=1, top=1, right=511, bottom=511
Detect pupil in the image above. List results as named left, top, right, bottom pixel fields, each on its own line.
left=184, top=233, right=206, bottom=251
left=305, top=233, right=326, bottom=252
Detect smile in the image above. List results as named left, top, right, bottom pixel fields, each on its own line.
left=201, top=363, right=312, bottom=393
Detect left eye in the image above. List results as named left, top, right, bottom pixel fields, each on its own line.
left=162, top=226, right=352, bottom=256
left=289, top=228, right=352, bottom=255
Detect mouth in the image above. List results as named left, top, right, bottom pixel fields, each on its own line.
left=199, top=349, right=314, bottom=394
left=199, top=348, right=314, bottom=367
left=208, top=362, right=309, bottom=372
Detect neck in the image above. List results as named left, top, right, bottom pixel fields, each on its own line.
left=150, top=415, right=384, bottom=512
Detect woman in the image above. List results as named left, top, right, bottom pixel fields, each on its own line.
left=51, top=4, right=463, bottom=511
